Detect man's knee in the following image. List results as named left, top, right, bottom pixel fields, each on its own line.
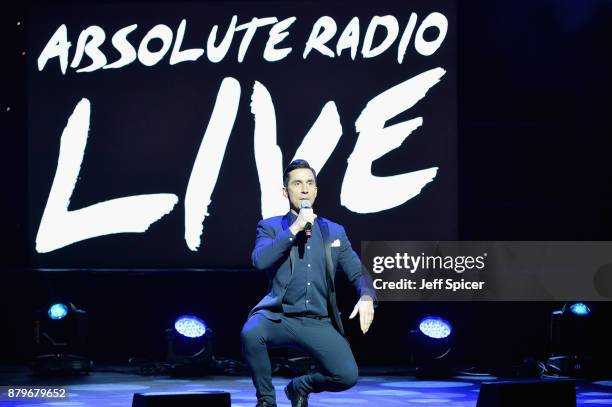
left=333, top=363, right=358, bottom=389
left=240, top=321, right=264, bottom=349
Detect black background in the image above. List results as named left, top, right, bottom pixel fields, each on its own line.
left=1, top=0, right=612, bottom=371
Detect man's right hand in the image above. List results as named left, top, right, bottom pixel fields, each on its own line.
left=289, top=208, right=317, bottom=235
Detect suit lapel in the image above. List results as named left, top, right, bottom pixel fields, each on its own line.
left=282, top=212, right=296, bottom=274
left=317, top=217, right=344, bottom=335
left=316, top=217, right=335, bottom=292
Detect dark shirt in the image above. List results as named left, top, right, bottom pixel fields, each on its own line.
left=281, top=212, right=328, bottom=317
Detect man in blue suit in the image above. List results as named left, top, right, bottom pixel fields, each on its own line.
left=241, top=159, right=376, bottom=407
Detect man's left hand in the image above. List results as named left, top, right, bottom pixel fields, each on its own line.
left=349, top=295, right=374, bottom=334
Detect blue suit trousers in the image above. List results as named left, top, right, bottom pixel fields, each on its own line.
left=241, top=313, right=358, bottom=404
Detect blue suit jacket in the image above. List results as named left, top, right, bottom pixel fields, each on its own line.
left=248, top=212, right=376, bottom=335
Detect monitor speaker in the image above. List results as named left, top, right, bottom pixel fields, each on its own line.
left=476, top=379, right=575, bottom=407
left=132, top=391, right=231, bottom=407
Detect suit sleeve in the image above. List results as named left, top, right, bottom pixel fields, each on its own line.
left=251, top=220, right=295, bottom=272
left=337, top=225, right=378, bottom=302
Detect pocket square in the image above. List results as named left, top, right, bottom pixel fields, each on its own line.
left=331, top=239, right=341, bottom=247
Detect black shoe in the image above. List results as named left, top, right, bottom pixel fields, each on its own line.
left=255, top=401, right=277, bottom=407
left=284, top=382, right=309, bottom=407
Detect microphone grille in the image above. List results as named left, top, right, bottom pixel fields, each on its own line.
left=300, top=200, right=311, bottom=209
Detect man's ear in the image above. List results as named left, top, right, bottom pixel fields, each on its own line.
left=282, top=187, right=288, bottom=198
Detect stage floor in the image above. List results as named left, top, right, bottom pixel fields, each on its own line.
left=1, top=366, right=611, bottom=406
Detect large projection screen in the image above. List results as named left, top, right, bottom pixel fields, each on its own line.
left=27, top=1, right=457, bottom=269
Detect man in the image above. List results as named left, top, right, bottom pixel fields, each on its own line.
left=241, top=159, right=376, bottom=407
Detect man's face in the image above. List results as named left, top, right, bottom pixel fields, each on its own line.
left=283, top=168, right=318, bottom=212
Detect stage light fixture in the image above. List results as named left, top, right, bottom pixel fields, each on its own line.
left=547, top=302, right=599, bottom=377
left=174, top=315, right=207, bottom=338
left=410, top=315, right=454, bottom=378
left=32, top=300, right=92, bottom=375
left=48, top=303, right=69, bottom=320
left=419, top=316, right=452, bottom=339
left=165, top=314, right=214, bottom=375
left=569, top=302, right=590, bottom=316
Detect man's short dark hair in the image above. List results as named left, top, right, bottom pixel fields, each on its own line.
left=283, top=159, right=317, bottom=187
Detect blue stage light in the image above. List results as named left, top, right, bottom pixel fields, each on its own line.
left=548, top=302, right=597, bottom=376
left=419, top=316, right=452, bottom=339
left=48, top=303, right=69, bottom=320
left=569, top=302, right=590, bottom=316
left=35, top=301, right=91, bottom=375
left=174, top=315, right=207, bottom=338
left=166, top=315, right=214, bottom=372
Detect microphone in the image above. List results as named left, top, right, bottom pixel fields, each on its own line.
left=300, top=200, right=313, bottom=238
